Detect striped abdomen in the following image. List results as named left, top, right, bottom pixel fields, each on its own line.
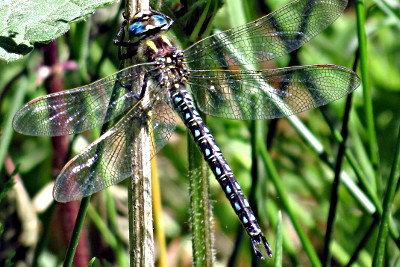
left=169, top=83, right=268, bottom=244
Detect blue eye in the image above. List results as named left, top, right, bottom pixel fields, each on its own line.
left=129, top=22, right=146, bottom=35
left=152, top=15, right=167, bottom=27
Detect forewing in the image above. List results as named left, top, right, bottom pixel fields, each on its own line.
left=53, top=99, right=176, bottom=202
left=188, top=65, right=360, bottom=120
left=13, top=63, right=159, bottom=136
left=184, top=0, right=347, bottom=69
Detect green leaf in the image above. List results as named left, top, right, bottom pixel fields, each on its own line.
left=4, top=250, right=16, bottom=267
left=87, top=257, right=97, bottom=267
left=0, top=0, right=116, bottom=62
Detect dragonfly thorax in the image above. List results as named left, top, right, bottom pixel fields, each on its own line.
left=156, top=51, right=189, bottom=87
left=142, top=34, right=178, bottom=61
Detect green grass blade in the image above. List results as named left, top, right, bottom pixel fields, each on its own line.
left=372, top=125, right=400, bottom=266
left=63, top=196, right=91, bottom=267
left=274, top=211, right=283, bottom=267
left=356, top=0, right=379, bottom=189
left=288, top=115, right=376, bottom=214
left=106, top=190, right=128, bottom=266
left=258, top=136, right=322, bottom=267
left=0, top=77, right=27, bottom=173
left=188, top=123, right=215, bottom=266
left=322, top=93, right=354, bottom=265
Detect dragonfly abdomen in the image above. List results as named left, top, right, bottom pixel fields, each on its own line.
left=169, top=83, right=271, bottom=256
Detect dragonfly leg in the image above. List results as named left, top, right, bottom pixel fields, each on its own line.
left=138, top=78, right=148, bottom=99
left=114, top=15, right=139, bottom=60
left=113, top=16, right=128, bottom=44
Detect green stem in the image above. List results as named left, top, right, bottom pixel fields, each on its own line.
left=63, top=197, right=91, bottom=267
left=105, top=190, right=128, bottom=266
left=355, top=0, right=379, bottom=189
left=274, top=211, right=283, bottom=267
left=0, top=77, right=27, bottom=173
left=259, top=137, right=322, bottom=267
left=372, top=125, right=400, bottom=266
left=287, top=115, right=376, bottom=214
left=188, top=116, right=215, bottom=266
left=322, top=92, right=354, bottom=266
left=71, top=19, right=90, bottom=83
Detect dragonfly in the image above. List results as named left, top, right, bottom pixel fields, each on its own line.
left=13, top=0, right=360, bottom=259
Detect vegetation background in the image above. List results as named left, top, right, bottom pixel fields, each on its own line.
left=0, top=0, right=399, bottom=266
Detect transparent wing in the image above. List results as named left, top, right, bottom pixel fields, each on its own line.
left=13, top=63, right=159, bottom=136
left=183, top=0, right=347, bottom=69
left=187, top=65, right=360, bottom=120
left=53, top=99, right=176, bottom=202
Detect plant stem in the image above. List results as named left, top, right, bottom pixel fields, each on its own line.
left=356, top=0, right=379, bottom=189
left=125, top=1, right=154, bottom=266
left=151, top=158, right=168, bottom=267
left=63, top=197, right=91, bottom=267
left=259, top=137, right=322, bottom=267
left=42, top=40, right=90, bottom=267
left=322, top=92, right=354, bottom=266
left=274, top=211, right=283, bottom=267
left=188, top=115, right=215, bottom=266
left=0, top=75, right=26, bottom=174
left=372, top=125, right=400, bottom=266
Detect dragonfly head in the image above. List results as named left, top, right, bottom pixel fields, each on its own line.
left=129, top=10, right=173, bottom=38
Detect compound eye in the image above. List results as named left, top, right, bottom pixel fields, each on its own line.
left=129, top=22, right=146, bottom=35
left=152, top=15, right=167, bottom=27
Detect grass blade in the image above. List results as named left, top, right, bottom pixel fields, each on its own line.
left=355, top=0, right=379, bottom=189
left=274, top=211, right=283, bottom=267
left=372, top=125, right=400, bottom=266
left=258, top=136, right=322, bottom=267
left=188, top=124, right=215, bottom=266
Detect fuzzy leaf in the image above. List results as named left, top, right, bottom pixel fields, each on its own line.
left=0, top=0, right=117, bottom=62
